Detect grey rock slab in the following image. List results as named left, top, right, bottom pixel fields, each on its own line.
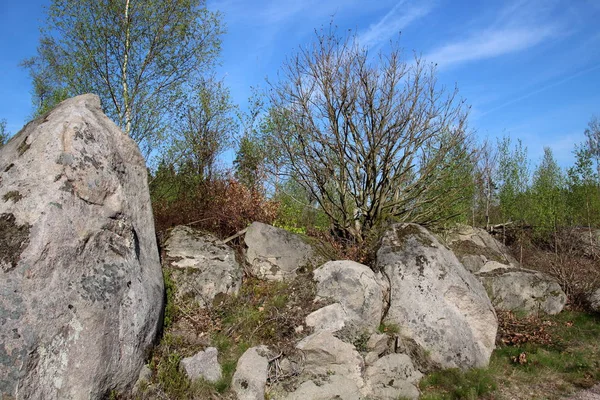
left=285, top=375, right=362, bottom=400
left=0, top=94, right=163, bottom=399
left=446, top=225, right=519, bottom=271
left=296, top=330, right=364, bottom=386
left=232, top=345, right=270, bottom=400
left=244, top=222, right=328, bottom=281
left=366, top=333, right=389, bottom=354
left=445, top=225, right=566, bottom=315
left=180, top=347, right=222, bottom=383
left=377, top=223, right=497, bottom=369
left=478, top=268, right=567, bottom=315
left=164, top=225, right=241, bottom=307
left=305, top=302, right=348, bottom=332
left=362, top=353, right=422, bottom=400
left=313, top=260, right=384, bottom=335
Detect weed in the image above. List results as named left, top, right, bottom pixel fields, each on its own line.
left=352, top=331, right=371, bottom=353
left=163, top=269, right=178, bottom=329
left=378, top=322, right=400, bottom=334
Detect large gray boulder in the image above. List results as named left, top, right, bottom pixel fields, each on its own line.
left=295, top=330, right=364, bottom=385
left=445, top=225, right=518, bottom=272
left=478, top=267, right=567, bottom=315
left=309, top=260, right=385, bottom=337
left=244, top=222, right=328, bottom=281
left=285, top=375, right=362, bottom=400
left=0, top=94, right=163, bottom=399
left=163, top=225, right=241, bottom=307
left=377, top=223, right=497, bottom=369
left=446, top=225, right=566, bottom=315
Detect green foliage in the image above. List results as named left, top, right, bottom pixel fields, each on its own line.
left=234, top=89, right=270, bottom=190
left=23, top=0, right=224, bottom=156
left=273, top=178, right=329, bottom=234
left=566, top=134, right=600, bottom=228
left=0, top=119, right=9, bottom=147
left=496, top=136, right=530, bottom=224
left=266, top=26, right=473, bottom=243
left=377, top=322, right=400, bottom=335
left=530, top=147, right=566, bottom=236
left=170, top=76, right=238, bottom=182
left=234, top=133, right=265, bottom=190
left=420, top=368, right=497, bottom=400
left=417, top=131, right=477, bottom=226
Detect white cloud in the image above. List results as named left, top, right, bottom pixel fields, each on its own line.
left=424, top=0, right=562, bottom=69
left=426, top=26, right=557, bottom=68
left=358, top=0, right=434, bottom=49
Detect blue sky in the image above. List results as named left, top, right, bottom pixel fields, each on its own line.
left=1, top=0, right=599, bottom=168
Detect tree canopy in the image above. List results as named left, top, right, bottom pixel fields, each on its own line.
left=23, top=0, right=224, bottom=156
left=265, top=27, right=473, bottom=242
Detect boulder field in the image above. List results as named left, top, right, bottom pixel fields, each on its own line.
left=0, top=94, right=576, bottom=399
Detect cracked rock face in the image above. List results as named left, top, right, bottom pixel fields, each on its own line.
left=446, top=225, right=566, bottom=316
left=0, top=94, right=163, bottom=399
left=308, top=260, right=385, bottom=339
left=163, top=225, right=241, bottom=307
left=244, top=222, right=328, bottom=281
left=377, top=223, right=498, bottom=369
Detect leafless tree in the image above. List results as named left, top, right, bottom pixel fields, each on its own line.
left=266, top=27, right=473, bottom=242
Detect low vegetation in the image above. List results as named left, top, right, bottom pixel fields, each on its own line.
left=420, top=310, right=600, bottom=400
left=134, top=272, right=326, bottom=399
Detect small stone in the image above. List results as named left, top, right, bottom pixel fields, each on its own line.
left=181, top=347, right=222, bottom=383
left=364, top=351, right=380, bottom=365
left=366, top=333, right=389, bottom=354
left=294, top=325, right=304, bottom=333
left=232, top=346, right=270, bottom=400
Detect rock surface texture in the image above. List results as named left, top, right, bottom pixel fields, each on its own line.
left=180, top=347, right=222, bottom=383
left=310, top=260, right=384, bottom=337
left=0, top=94, right=164, bottom=399
left=478, top=268, right=567, bottom=315
left=163, top=225, right=241, bottom=307
left=445, top=225, right=519, bottom=272
left=244, top=222, right=328, bottom=281
left=447, top=225, right=566, bottom=315
left=377, top=223, right=498, bottom=369
left=232, top=346, right=270, bottom=400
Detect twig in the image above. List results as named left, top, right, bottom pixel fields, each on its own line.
left=268, top=351, right=283, bottom=363
left=220, top=227, right=248, bottom=244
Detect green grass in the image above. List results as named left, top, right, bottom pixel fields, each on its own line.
left=141, top=272, right=322, bottom=399
left=419, top=311, right=600, bottom=400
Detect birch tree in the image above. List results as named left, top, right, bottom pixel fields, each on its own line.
left=23, top=0, right=223, bottom=156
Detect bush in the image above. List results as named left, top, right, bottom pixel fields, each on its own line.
left=152, top=175, right=278, bottom=238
